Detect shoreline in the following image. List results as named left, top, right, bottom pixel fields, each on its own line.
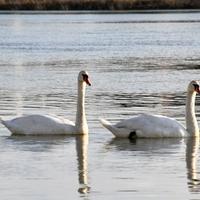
left=0, top=9, right=200, bottom=15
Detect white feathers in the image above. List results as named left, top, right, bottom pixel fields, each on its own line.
left=100, top=114, right=187, bottom=138
left=1, top=71, right=90, bottom=135
left=100, top=81, right=200, bottom=138
left=1, top=115, right=75, bottom=135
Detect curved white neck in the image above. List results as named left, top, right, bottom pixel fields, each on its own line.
left=75, top=80, right=88, bottom=134
left=186, top=91, right=199, bottom=136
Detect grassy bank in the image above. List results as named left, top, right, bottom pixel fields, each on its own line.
left=0, top=0, right=199, bottom=10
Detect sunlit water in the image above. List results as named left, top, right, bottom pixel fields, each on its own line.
left=0, top=12, right=200, bottom=200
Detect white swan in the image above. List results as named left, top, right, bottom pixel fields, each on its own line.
left=1, top=71, right=91, bottom=135
left=100, top=80, right=200, bottom=138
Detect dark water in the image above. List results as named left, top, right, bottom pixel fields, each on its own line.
left=0, top=12, right=200, bottom=199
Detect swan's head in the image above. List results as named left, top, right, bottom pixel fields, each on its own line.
left=188, top=80, right=200, bottom=94
left=78, top=71, right=91, bottom=86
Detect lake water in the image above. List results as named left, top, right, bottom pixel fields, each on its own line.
left=0, top=11, right=200, bottom=200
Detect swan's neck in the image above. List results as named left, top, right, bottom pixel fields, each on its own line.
left=186, top=91, right=199, bottom=137
left=75, top=81, right=88, bottom=134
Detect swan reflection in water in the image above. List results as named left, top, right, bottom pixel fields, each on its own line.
left=186, top=138, right=200, bottom=193
left=75, top=135, right=90, bottom=194
left=107, top=137, right=200, bottom=195
left=107, top=137, right=182, bottom=152
left=7, top=134, right=90, bottom=194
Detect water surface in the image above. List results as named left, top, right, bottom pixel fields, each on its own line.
left=0, top=12, right=200, bottom=200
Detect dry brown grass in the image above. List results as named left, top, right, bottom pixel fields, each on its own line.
left=0, top=0, right=199, bottom=10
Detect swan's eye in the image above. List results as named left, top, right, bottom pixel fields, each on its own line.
left=82, top=74, right=91, bottom=86
left=193, top=84, right=199, bottom=91
left=82, top=74, right=88, bottom=80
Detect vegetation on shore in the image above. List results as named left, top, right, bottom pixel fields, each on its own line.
left=0, top=0, right=199, bottom=10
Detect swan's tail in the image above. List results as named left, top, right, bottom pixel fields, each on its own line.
left=0, top=117, right=4, bottom=124
left=0, top=117, right=9, bottom=129
left=100, top=118, right=120, bottom=136
left=0, top=117, right=11, bottom=128
left=0, top=117, right=9, bottom=130
left=100, top=118, right=131, bottom=138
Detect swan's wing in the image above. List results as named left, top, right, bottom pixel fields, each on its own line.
left=48, top=114, right=75, bottom=126
left=2, top=114, right=76, bottom=135
left=115, top=114, right=186, bottom=138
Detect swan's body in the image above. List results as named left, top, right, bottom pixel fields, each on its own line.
left=100, top=114, right=187, bottom=138
left=1, top=115, right=75, bottom=135
left=100, top=80, right=200, bottom=138
left=1, top=71, right=91, bottom=135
